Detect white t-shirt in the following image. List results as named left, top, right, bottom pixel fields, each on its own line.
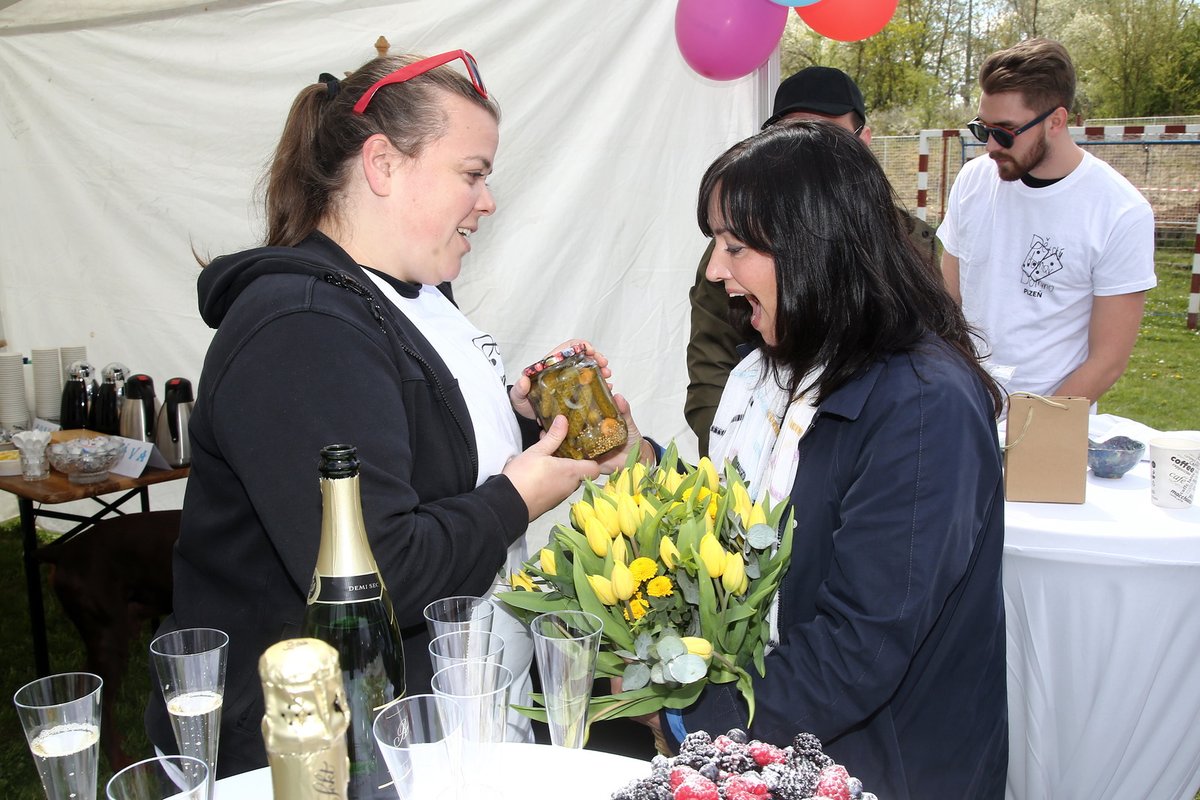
left=938, top=151, right=1156, bottom=397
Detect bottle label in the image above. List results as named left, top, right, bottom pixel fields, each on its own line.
left=307, top=573, right=383, bottom=604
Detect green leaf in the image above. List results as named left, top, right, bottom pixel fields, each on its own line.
left=665, top=654, right=707, bottom=683
left=495, top=590, right=571, bottom=616
left=735, top=666, right=757, bottom=724
left=655, top=634, right=686, bottom=661
left=650, top=662, right=665, bottom=684
left=746, top=522, right=777, bottom=550
left=571, top=555, right=634, bottom=651
left=659, top=678, right=706, bottom=709
left=622, top=662, right=651, bottom=691
left=675, top=569, right=701, bottom=606
left=552, top=525, right=605, bottom=575
left=695, top=551, right=722, bottom=645
left=722, top=599, right=758, bottom=624
left=596, top=650, right=626, bottom=677
left=634, top=632, right=654, bottom=661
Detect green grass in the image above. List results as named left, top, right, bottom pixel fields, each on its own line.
left=0, top=522, right=154, bottom=799
left=1100, top=249, right=1200, bottom=429
left=0, top=248, right=1194, bottom=798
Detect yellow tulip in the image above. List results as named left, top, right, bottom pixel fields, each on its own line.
left=510, top=570, right=534, bottom=592
left=610, top=534, right=629, bottom=565
left=617, top=493, right=640, bottom=537
left=610, top=560, right=635, bottom=601
left=707, top=497, right=719, bottom=522
left=593, top=498, right=620, bottom=538
left=697, top=456, right=719, bottom=492
left=571, top=500, right=596, bottom=531
left=660, top=469, right=684, bottom=494
left=659, top=536, right=680, bottom=570
left=722, top=551, right=746, bottom=595
left=739, top=574, right=749, bottom=595
left=636, top=495, right=657, bottom=518
left=680, top=636, right=713, bottom=661
left=748, top=501, right=768, bottom=528
left=539, top=548, right=556, bottom=576
left=698, top=534, right=725, bottom=577
left=611, top=468, right=635, bottom=497
left=629, top=462, right=648, bottom=491
left=587, top=574, right=617, bottom=605
left=646, top=575, right=674, bottom=597
left=628, top=557, right=658, bottom=583
left=584, top=517, right=610, bottom=557
left=732, top=482, right=753, bottom=528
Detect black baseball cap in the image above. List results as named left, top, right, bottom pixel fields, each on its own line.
left=762, top=66, right=867, bottom=129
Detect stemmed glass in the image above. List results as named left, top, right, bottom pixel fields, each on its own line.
left=530, top=610, right=603, bottom=748
left=13, top=672, right=103, bottom=800
left=149, top=628, right=228, bottom=800
left=106, top=755, right=209, bottom=800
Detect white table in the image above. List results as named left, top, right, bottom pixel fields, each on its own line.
left=1003, top=456, right=1200, bottom=800
left=215, top=741, right=651, bottom=799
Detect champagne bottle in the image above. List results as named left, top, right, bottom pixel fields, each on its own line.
left=259, top=638, right=350, bottom=800
left=301, top=444, right=406, bottom=800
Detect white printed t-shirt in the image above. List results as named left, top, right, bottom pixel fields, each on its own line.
left=937, top=151, right=1156, bottom=397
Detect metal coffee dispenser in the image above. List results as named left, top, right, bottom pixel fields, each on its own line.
left=119, top=374, right=158, bottom=442
left=154, top=377, right=193, bottom=467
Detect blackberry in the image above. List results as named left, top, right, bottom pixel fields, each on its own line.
left=761, top=761, right=819, bottom=800
left=715, top=749, right=757, bottom=774
left=672, top=750, right=713, bottom=771
left=680, top=731, right=715, bottom=753
left=612, top=777, right=672, bottom=800
left=790, top=732, right=824, bottom=762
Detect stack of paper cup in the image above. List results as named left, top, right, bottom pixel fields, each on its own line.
left=60, top=345, right=88, bottom=384
left=31, top=348, right=62, bottom=422
left=1149, top=437, right=1200, bottom=508
left=0, top=352, right=31, bottom=432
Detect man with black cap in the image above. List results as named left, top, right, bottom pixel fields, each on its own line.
left=685, top=66, right=935, bottom=454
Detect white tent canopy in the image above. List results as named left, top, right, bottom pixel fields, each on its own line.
left=0, top=0, right=773, bottom=527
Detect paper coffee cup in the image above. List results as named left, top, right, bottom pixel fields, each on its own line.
left=1149, top=437, right=1200, bottom=509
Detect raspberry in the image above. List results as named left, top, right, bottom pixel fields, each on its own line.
left=747, top=741, right=787, bottom=766
left=813, top=764, right=852, bottom=800
left=713, top=734, right=737, bottom=752
left=672, top=774, right=719, bottom=800
left=722, top=773, right=770, bottom=796
left=669, top=766, right=698, bottom=791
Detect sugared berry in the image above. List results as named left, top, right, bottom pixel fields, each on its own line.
left=746, top=741, right=787, bottom=766
left=672, top=774, right=718, bottom=800
left=813, top=764, right=852, bottom=800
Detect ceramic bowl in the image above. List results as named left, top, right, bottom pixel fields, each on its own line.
left=47, top=436, right=125, bottom=484
left=1087, top=435, right=1145, bottom=479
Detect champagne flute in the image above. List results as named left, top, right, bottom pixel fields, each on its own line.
left=150, top=628, right=228, bottom=800
left=13, top=672, right=103, bottom=800
left=106, top=755, right=209, bottom=800
left=530, top=610, right=603, bottom=748
left=423, top=596, right=495, bottom=639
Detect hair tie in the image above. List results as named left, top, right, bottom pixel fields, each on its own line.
left=318, top=72, right=340, bottom=99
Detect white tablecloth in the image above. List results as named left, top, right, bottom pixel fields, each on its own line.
left=214, top=741, right=650, bottom=799
left=1004, top=456, right=1200, bottom=800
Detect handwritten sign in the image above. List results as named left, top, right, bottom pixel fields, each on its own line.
left=110, top=436, right=172, bottom=478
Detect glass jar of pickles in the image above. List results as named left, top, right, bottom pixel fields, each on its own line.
left=524, top=344, right=628, bottom=459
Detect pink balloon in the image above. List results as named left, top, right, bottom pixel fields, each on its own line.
left=675, top=0, right=790, bottom=81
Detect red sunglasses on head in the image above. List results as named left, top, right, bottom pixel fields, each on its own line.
left=352, top=49, right=487, bottom=115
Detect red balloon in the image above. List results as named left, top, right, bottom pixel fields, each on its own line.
left=795, top=0, right=898, bottom=42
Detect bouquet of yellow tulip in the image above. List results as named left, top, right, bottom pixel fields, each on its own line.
left=500, top=443, right=794, bottom=737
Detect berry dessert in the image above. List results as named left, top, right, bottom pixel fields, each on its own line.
left=611, top=729, right=877, bottom=800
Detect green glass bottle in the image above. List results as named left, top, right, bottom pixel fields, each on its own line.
left=301, top=444, right=406, bottom=800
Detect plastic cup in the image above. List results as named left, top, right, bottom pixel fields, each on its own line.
left=105, top=755, right=209, bottom=800
left=428, top=630, right=506, bottom=675
left=17, top=443, right=50, bottom=481
left=423, top=596, right=495, bottom=640
left=13, top=672, right=103, bottom=800
left=372, top=694, right=463, bottom=800
left=530, top=610, right=603, bottom=749
left=149, top=629, right=228, bottom=800
left=1149, top=437, right=1200, bottom=508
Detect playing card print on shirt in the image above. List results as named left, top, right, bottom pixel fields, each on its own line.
left=473, top=334, right=506, bottom=383
left=1019, top=234, right=1064, bottom=296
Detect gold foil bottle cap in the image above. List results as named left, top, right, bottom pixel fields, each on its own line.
left=259, top=638, right=350, bottom=755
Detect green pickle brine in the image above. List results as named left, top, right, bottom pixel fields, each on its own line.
left=524, top=343, right=628, bottom=459
left=301, top=444, right=405, bottom=800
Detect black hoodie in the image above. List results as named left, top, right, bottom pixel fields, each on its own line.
left=146, top=232, right=534, bottom=776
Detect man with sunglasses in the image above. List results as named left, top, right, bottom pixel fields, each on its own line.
left=938, top=38, right=1156, bottom=406
left=685, top=66, right=935, bottom=454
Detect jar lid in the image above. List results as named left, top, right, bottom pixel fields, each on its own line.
left=522, top=343, right=586, bottom=378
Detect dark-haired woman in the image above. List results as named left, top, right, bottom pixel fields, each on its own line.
left=660, top=121, right=1008, bottom=798
left=145, top=52, right=605, bottom=777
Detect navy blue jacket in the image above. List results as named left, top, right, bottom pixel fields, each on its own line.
left=673, top=337, right=1007, bottom=798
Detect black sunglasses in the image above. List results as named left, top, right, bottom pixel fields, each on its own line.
left=967, top=107, right=1056, bottom=149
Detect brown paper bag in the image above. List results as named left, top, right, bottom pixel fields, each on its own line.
left=1003, top=394, right=1089, bottom=503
